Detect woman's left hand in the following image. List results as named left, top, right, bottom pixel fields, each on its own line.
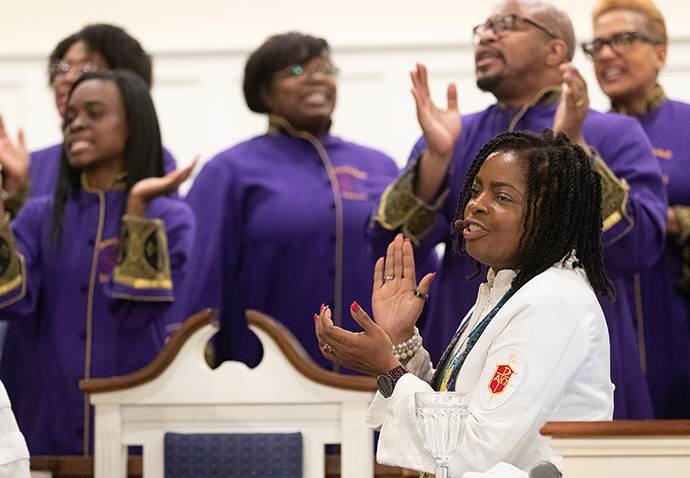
left=315, top=302, right=400, bottom=376
left=554, top=63, right=591, bottom=154
left=126, top=156, right=198, bottom=217
left=372, top=234, right=435, bottom=345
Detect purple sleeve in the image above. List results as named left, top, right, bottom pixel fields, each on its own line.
left=0, top=200, right=49, bottom=315
left=587, top=115, right=668, bottom=275
left=368, top=136, right=447, bottom=258
left=104, top=199, right=196, bottom=330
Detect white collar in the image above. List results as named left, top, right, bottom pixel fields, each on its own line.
left=482, top=267, right=516, bottom=295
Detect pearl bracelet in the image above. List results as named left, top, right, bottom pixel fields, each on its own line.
left=392, top=326, right=423, bottom=360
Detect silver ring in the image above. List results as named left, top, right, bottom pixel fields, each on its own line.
left=575, top=99, right=585, bottom=107
left=323, top=343, right=333, bottom=354
left=413, top=290, right=429, bottom=301
left=384, top=275, right=395, bottom=281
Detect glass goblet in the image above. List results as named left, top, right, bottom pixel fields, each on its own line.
left=414, top=391, right=469, bottom=478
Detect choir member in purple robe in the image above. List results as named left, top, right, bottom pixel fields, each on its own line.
left=585, top=0, right=690, bottom=418
left=370, top=0, right=668, bottom=419
left=183, top=32, right=406, bottom=373
left=0, top=24, right=176, bottom=217
left=0, top=70, right=195, bottom=455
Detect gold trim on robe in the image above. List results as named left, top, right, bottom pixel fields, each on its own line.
left=592, top=152, right=631, bottom=236
left=375, top=156, right=450, bottom=245
left=113, top=215, right=173, bottom=290
left=0, top=214, right=26, bottom=305
left=673, top=205, right=690, bottom=294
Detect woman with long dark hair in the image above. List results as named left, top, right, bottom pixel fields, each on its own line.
left=0, top=70, right=195, bottom=455
left=0, top=23, right=177, bottom=216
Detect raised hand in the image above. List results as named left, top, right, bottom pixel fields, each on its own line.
left=410, top=64, right=462, bottom=202
left=314, top=235, right=435, bottom=375
left=553, top=63, right=590, bottom=153
left=371, top=234, right=435, bottom=345
left=126, top=156, right=198, bottom=217
left=0, top=114, right=30, bottom=195
left=411, top=63, right=461, bottom=160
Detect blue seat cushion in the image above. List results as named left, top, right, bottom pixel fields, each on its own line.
left=164, top=432, right=303, bottom=478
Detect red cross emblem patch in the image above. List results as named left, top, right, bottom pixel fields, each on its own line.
left=488, top=356, right=517, bottom=396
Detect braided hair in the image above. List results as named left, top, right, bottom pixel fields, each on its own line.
left=452, top=129, right=613, bottom=299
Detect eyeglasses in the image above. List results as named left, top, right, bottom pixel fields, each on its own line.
left=280, top=63, right=339, bottom=79
left=50, top=60, right=99, bottom=79
left=472, top=14, right=558, bottom=45
left=581, top=31, right=658, bottom=60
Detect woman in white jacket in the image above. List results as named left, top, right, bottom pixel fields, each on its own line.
left=0, top=380, right=29, bottom=477
left=315, top=129, right=615, bottom=476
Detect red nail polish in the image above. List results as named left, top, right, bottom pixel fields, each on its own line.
left=396, top=233, right=403, bottom=238
left=320, top=303, right=324, bottom=313
left=404, top=238, right=410, bottom=243
left=314, top=313, right=318, bottom=323
left=351, top=301, right=360, bottom=312
left=431, top=272, right=437, bottom=282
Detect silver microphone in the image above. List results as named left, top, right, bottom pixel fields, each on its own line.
left=528, top=461, right=562, bottom=478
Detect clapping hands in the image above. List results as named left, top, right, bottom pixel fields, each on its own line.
left=314, top=234, right=435, bottom=376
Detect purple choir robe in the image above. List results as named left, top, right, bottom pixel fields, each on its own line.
left=370, top=96, right=668, bottom=419
left=183, top=126, right=404, bottom=373
left=28, top=143, right=178, bottom=198
left=0, top=188, right=195, bottom=455
left=625, top=96, right=690, bottom=419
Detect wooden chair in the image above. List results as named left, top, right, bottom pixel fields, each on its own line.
left=79, top=309, right=377, bottom=478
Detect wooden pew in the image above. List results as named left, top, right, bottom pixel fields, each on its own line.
left=30, top=455, right=141, bottom=477
left=30, top=455, right=417, bottom=478
left=541, top=420, right=690, bottom=477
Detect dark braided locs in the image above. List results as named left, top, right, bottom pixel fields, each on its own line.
left=451, top=129, right=614, bottom=299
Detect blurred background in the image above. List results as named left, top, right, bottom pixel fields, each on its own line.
left=2, top=0, right=688, bottom=192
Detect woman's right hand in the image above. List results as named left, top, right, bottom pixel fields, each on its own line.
left=410, top=64, right=461, bottom=202
left=372, top=234, right=435, bottom=345
left=126, top=157, right=198, bottom=217
left=410, top=63, right=461, bottom=160
left=0, top=114, right=30, bottom=196
left=315, top=302, right=400, bottom=376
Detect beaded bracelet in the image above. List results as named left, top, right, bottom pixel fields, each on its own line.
left=392, top=326, right=423, bottom=360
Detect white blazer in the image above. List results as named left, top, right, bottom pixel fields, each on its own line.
left=0, top=380, right=30, bottom=478
left=367, top=260, right=615, bottom=476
